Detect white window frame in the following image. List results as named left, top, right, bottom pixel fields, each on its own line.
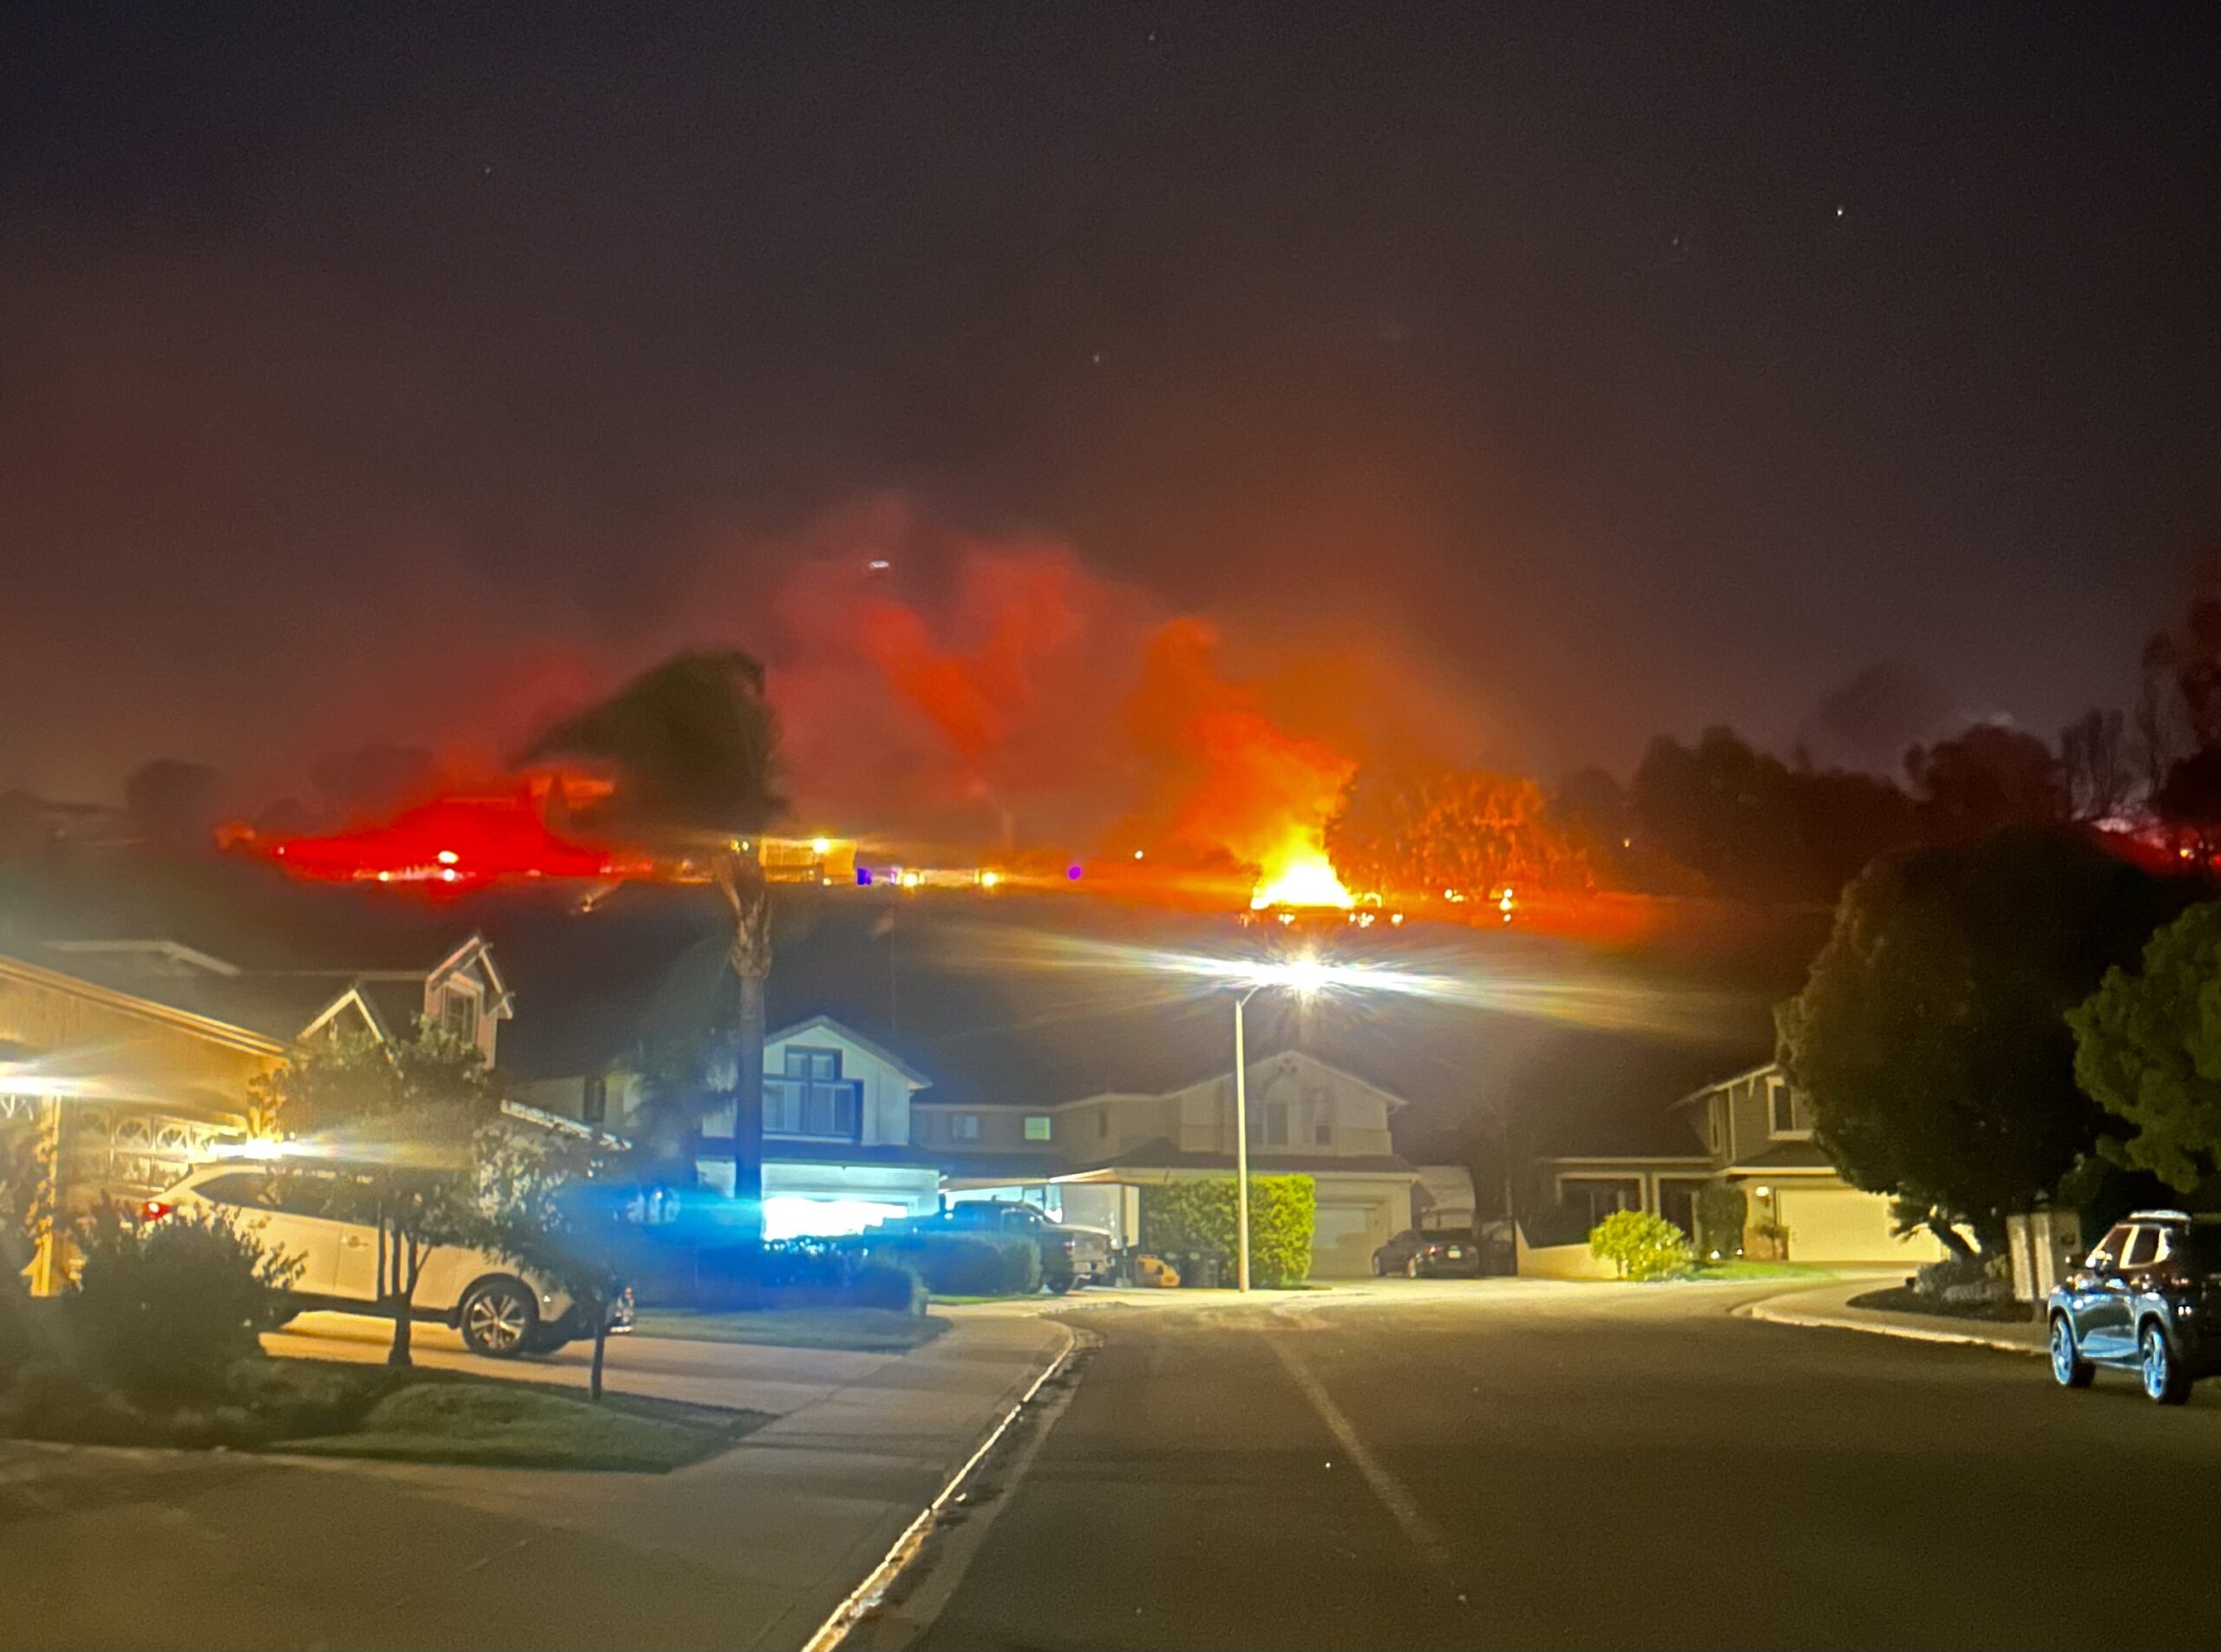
left=1023, top=1114, right=1053, bottom=1143
left=949, top=1112, right=981, bottom=1142
left=1766, top=1077, right=1812, bottom=1142
left=438, top=978, right=483, bottom=1047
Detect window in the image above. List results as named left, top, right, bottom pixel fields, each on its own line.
left=582, top=1074, right=607, bottom=1126
left=192, top=1172, right=269, bottom=1209
left=1767, top=1078, right=1812, bottom=1139
left=784, top=1047, right=840, bottom=1080
left=1024, top=1114, right=1052, bottom=1142
left=949, top=1112, right=981, bottom=1141
left=1259, top=1101, right=1289, bottom=1147
left=441, top=987, right=479, bottom=1046
left=2088, top=1224, right=2133, bottom=1269
left=2124, top=1226, right=2162, bottom=1268
left=1313, top=1112, right=1333, bottom=1147
left=763, top=1047, right=861, bottom=1140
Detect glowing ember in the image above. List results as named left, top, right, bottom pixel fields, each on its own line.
left=1248, top=830, right=1356, bottom=910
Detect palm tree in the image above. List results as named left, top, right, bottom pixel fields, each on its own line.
left=525, top=652, right=784, bottom=1295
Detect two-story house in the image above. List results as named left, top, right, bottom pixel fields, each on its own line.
left=1537, top=1059, right=1951, bottom=1266
left=2, top=928, right=510, bottom=1288
left=516, top=991, right=1432, bottom=1275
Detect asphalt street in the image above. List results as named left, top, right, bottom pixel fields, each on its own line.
left=905, top=1282, right=2221, bottom=1651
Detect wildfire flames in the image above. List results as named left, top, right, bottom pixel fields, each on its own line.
left=1249, top=834, right=1357, bottom=910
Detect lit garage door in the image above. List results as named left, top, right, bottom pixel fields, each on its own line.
left=1313, top=1202, right=1386, bottom=1277
left=1773, top=1184, right=1947, bottom=1265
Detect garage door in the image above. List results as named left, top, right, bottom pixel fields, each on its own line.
left=1773, top=1184, right=1948, bottom=1265
left=1313, top=1202, right=1386, bottom=1277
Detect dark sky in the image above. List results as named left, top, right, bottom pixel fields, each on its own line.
left=4, top=3, right=2217, bottom=808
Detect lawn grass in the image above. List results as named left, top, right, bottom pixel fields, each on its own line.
left=632, top=1306, right=951, bottom=1353
left=0, top=1353, right=766, bottom=1472
left=1689, top=1260, right=1839, bottom=1282
left=279, top=1376, right=764, bottom=1472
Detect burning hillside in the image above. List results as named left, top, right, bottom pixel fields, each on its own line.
left=226, top=503, right=1491, bottom=912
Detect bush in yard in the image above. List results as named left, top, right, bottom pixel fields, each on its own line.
left=1587, top=1210, right=1694, bottom=1282
left=865, top=1232, right=1039, bottom=1296
left=65, top=1203, right=301, bottom=1405
left=1695, top=1185, right=1747, bottom=1259
left=844, top=1257, right=925, bottom=1313
left=1138, top=1176, right=1316, bottom=1288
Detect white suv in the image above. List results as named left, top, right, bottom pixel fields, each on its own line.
left=148, top=1164, right=632, bottom=1358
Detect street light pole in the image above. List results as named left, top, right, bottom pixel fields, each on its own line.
left=1232, top=985, right=1260, bottom=1293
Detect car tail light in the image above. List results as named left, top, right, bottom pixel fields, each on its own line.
left=139, top=1200, right=174, bottom=1223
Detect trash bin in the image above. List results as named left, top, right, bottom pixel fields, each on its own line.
left=1192, top=1253, right=1222, bottom=1289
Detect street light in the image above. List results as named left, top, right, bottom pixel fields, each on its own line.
left=1222, top=953, right=1375, bottom=1292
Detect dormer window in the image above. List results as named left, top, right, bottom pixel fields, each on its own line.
left=440, top=987, right=480, bottom=1046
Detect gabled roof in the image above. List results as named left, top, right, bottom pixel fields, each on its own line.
left=769, top=1013, right=934, bottom=1089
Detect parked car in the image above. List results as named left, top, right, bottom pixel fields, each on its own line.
left=875, top=1199, right=1116, bottom=1292
left=1373, top=1227, right=1483, bottom=1278
left=148, top=1164, right=634, bottom=1359
left=2047, top=1210, right=2221, bottom=1404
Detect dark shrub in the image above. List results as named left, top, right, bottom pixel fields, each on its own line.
left=66, top=1204, right=300, bottom=1405
left=863, top=1232, right=1039, bottom=1296
left=844, top=1258, right=926, bottom=1313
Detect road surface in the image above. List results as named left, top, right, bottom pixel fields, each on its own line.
left=902, top=1281, right=2221, bottom=1650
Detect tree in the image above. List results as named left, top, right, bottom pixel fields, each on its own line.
left=123, top=758, right=223, bottom=853
left=2153, top=748, right=2221, bottom=862
left=1903, top=724, right=2066, bottom=847
left=253, top=1026, right=508, bottom=1366
left=473, top=1128, right=631, bottom=1400
left=2059, top=709, right=2136, bottom=823
left=1325, top=763, right=1589, bottom=902
left=1587, top=1210, right=1692, bottom=1281
left=1628, top=726, right=1914, bottom=903
left=524, top=652, right=785, bottom=1294
left=1778, top=828, right=2194, bottom=1255
left=2069, top=901, right=2221, bottom=1193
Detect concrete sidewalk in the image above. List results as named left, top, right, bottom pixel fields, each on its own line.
left=0, top=1313, right=1071, bottom=1651
left=1739, top=1275, right=2046, bottom=1355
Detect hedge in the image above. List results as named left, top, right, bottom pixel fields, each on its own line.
left=861, top=1231, right=1041, bottom=1296
left=1139, top=1176, right=1315, bottom=1288
left=1587, top=1210, right=1693, bottom=1282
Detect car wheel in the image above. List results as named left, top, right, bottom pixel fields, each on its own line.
left=2048, top=1314, right=2093, bottom=1388
left=1370, top=1255, right=1386, bottom=1276
left=1045, top=1271, right=1081, bottom=1295
left=459, top=1278, right=537, bottom=1359
left=2140, top=1321, right=2192, bottom=1406
left=1405, top=1255, right=1423, bottom=1279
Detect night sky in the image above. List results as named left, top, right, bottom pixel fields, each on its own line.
left=5, top=3, right=2217, bottom=814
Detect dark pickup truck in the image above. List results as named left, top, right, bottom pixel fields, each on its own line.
left=886, top=1200, right=1117, bottom=1292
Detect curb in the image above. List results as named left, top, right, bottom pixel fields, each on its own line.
left=800, top=1321, right=1078, bottom=1652
left=1736, top=1297, right=2043, bottom=1357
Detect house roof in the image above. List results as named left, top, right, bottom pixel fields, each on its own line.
left=1087, top=1137, right=1414, bottom=1176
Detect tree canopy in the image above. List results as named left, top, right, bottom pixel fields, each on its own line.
left=253, top=1025, right=510, bottom=1365
left=2069, top=900, right=2221, bottom=1193
left=1325, top=763, right=1588, bottom=900
left=1778, top=828, right=2192, bottom=1249
left=1904, top=724, right=2067, bottom=847
left=524, top=650, right=784, bottom=843
left=1628, top=726, right=1916, bottom=903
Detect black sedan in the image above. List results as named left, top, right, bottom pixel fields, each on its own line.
left=2048, top=1210, right=2221, bottom=1405
left=1372, top=1227, right=1483, bottom=1278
